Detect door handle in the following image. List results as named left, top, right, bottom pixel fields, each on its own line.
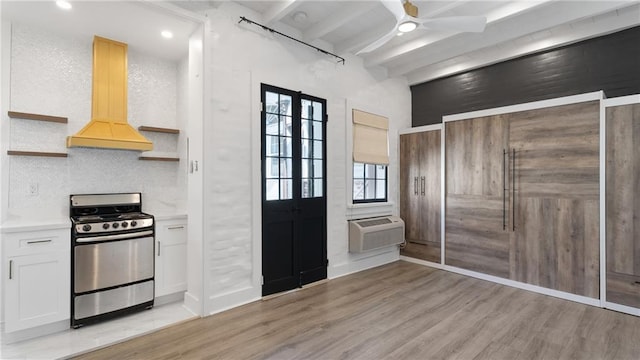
left=9, top=260, right=13, bottom=280
left=421, top=176, right=425, bottom=196
left=512, top=148, right=516, bottom=232
left=414, top=177, right=418, bottom=195
left=168, top=226, right=184, bottom=230
left=26, top=239, right=52, bottom=245
left=157, top=241, right=161, bottom=256
left=503, top=149, right=506, bottom=230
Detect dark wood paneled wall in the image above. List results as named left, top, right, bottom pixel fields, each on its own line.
left=411, top=26, right=640, bottom=126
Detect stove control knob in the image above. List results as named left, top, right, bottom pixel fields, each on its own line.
left=82, top=224, right=92, bottom=232
left=130, top=220, right=138, bottom=227
left=121, top=221, right=128, bottom=228
left=102, top=223, right=110, bottom=230
left=112, top=222, right=119, bottom=229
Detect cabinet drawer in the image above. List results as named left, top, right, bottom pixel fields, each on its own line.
left=607, top=271, right=640, bottom=309
left=3, top=229, right=69, bottom=256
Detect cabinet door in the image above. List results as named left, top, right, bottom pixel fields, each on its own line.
left=5, top=252, right=70, bottom=332
left=155, top=222, right=188, bottom=297
left=419, top=130, right=441, bottom=262
left=509, top=101, right=600, bottom=298
left=400, top=133, right=422, bottom=243
left=606, top=103, right=640, bottom=307
left=445, top=116, right=510, bottom=277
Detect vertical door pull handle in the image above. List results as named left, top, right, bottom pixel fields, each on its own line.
left=157, top=241, right=161, bottom=256
left=414, top=177, right=418, bottom=195
left=9, top=260, right=13, bottom=280
left=502, top=149, right=506, bottom=230
left=194, top=160, right=199, bottom=172
left=421, top=176, right=425, bottom=196
left=512, top=148, right=516, bottom=232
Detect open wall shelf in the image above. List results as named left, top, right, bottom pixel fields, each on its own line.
left=7, top=150, right=68, bottom=158
left=138, top=126, right=180, bottom=134
left=8, top=111, right=68, bottom=124
left=138, top=156, right=179, bottom=162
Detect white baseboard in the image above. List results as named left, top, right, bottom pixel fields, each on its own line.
left=155, top=291, right=185, bottom=306
left=329, top=249, right=399, bottom=279
left=399, top=255, right=444, bottom=269
left=605, top=302, right=640, bottom=316
left=207, top=286, right=260, bottom=316
left=1, top=319, right=69, bottom=345
left=183, top=291, right=202, bottom=316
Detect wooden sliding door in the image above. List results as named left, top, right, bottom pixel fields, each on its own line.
left=508, top=101, right=600, bottom=298
left=445, top=116, right=510, bottom=277
left=606, top=103, right=640, bottom=307
left=400, top=130, right=441, bottom=263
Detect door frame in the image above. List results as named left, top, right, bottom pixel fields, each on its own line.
left=259, top=83, right=327, bottom=296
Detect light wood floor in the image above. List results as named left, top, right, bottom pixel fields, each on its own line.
left=73, top=261, right=640, bottom=360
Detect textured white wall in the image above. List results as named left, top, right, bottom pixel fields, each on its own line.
left=5, top=24, right=187, bottom=220
left=203, top=3, right=411, bottom=313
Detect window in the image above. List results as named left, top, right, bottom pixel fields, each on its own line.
left=353, top=162, right=387, bottom=203
left=352, top=109, right=389, bottom=203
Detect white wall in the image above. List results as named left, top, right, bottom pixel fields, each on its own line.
left=202, top=3, right=411, bottom=314
left=2, top=23, right=187, bottom=221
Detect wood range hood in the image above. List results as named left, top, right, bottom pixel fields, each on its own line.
left=67, top=36, right=152, bottom=151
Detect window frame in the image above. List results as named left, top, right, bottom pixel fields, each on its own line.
left=352, top=162, right=388, bottom=204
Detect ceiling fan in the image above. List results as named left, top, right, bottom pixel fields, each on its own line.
left=357, top=0, right=487, bottom=54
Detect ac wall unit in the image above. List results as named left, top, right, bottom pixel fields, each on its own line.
left=349, top=216, right=405, bottom=253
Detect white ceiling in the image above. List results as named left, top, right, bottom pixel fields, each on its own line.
left=0, top=1, right=202, bottom=62
left=2, top=1, right=639, bottom=84
left=173, top=0, right=640, bottom=85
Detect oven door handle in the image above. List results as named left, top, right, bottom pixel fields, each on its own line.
left=75, top=230, right=154, bottom=243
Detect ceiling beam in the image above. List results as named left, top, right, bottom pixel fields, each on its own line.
left=405, top=3, right=640, bottom=85
left=363, top=0, right=554, bottom=67
left=262, top=0, right=301, bottom=25
left=303, top=2, right=377, bottom=42
left=388, top=0, right=635, bottom=77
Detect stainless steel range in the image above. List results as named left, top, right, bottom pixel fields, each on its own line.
left=70, top=193, right=154, bottom=328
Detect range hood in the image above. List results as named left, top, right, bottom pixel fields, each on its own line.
left=67, top=36, right=152, bottom=151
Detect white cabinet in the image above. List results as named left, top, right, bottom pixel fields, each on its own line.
left=155, top=218, right=187, bottom=297
left=3, top=228, right=70, bottom=333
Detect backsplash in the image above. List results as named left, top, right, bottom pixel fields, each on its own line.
left=5, top=24, right=187, bottom=220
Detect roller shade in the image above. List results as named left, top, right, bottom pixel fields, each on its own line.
left=353, top=109, right=389, bottom=165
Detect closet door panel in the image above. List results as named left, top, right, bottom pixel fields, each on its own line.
left=509, top=101, right=600, bottom=298
left=400, top=133, right=421, bottom=243
left=445, top=116, right=509, bottom=277
left=446, top=195, right=509, bottom=277
left=421, top=130, right=441, bottom=262
left=606, top=103, right=640, bottom=307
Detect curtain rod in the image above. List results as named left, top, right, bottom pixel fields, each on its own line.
left=238, top=16, right=346, bottom=65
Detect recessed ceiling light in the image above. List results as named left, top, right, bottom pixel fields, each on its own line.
left=398, top=21, right=417, bottom=33
left=56, top=1, right=72, bottom=10
left=292, top=11, right=307, bottom=23
left=161, top=30, right=173, bottom=39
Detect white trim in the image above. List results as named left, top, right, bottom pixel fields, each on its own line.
left=328, top=249, right=399, bottom=279
left=398, top=123, right=442, bottom=135
left=443, top=91, right=604, bottom=123
left=599, top=97, right=607, bottom=306
left=604, top=302, right=640, bottom=317
left=440, top=122, right=446, bottom=265
left=345, top=99, right=394, bottom=209
left=207, top=287, right=261, bottom=316
left=400, top=256, right=445, bottom=270
left=602, top=94, right=640, bottom=108
left=406, top=259, right=602, bottom=308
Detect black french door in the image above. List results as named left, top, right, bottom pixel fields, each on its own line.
left=261, top=84, right=327, bottom=296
